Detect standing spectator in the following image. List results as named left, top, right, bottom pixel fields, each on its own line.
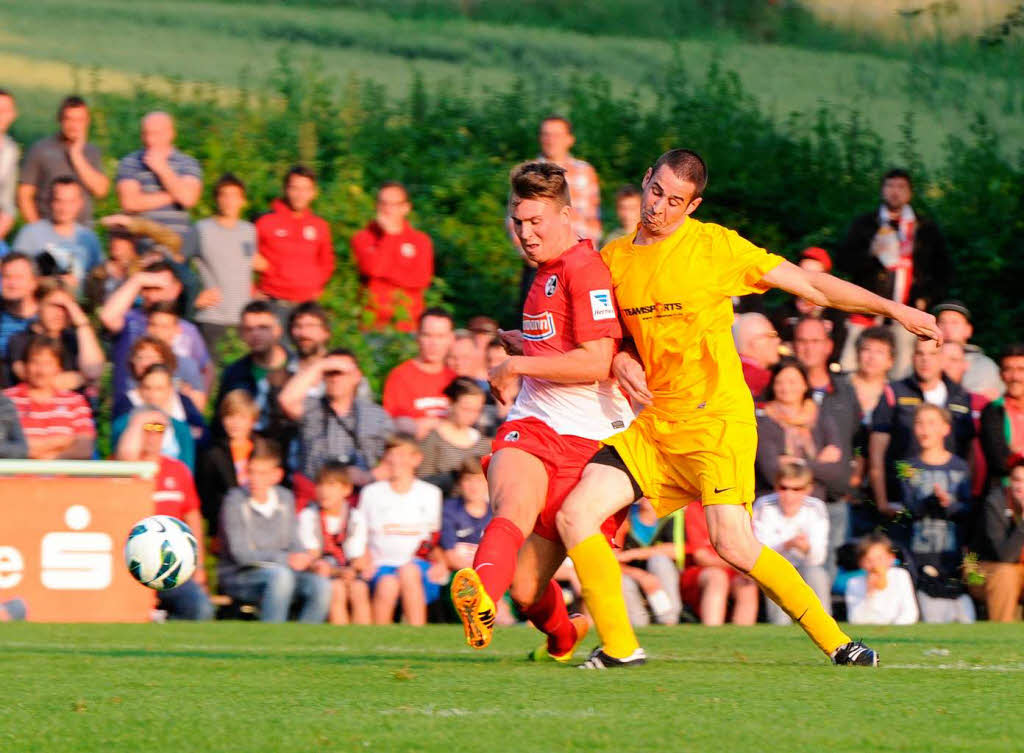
left=844, top=533, right=919, bottom=625
left=352, top=181, right=434, bottom=332
left=254, top=165, right=334, bottom=313
left=972, top=459, right=1024, bottom=622
left=288, top=301, right=331, bottom=372
left=0, top=89, right=18, bottom=245
left=933, top=300, right=1003, bottom=400
left=617, top=499, right=683, bottom=627
left=980, top=344, right=1024, bottom=491
left=733, top=312, right=781, bottom=401
left=899, top=404, right=974, bottom=623
left=869, top=340, right=974, bottom=518
left=361, top=434, right=444, bottom=626
left=112, top=363, right=201, bottom=470
left=5, top=280, right=103, bottom=391
left=4, top=335, right=94, bottom=459
left=184, top=172, right=257, bottom=352
left=0, top=392, right=27, bottom=458
left=0, top=253, right=39, bottom=357
left=280, top=348, right=393, bottom=485
left=771, top=247, right=848, bottom=361
left=195, top=389, right=259, bottom=537
left=17, top=95, right=109, bottom=226
left=218, top=438, right=332, bottom=623
left=602, top=185, right=641, bottom=244
left=537, top=116, right=601, bottom=243
left=99, top=261, right=211, bottom=399
left=116, top=407, right=213, bottom=621
left=115, top=111, right=201, bottom=239
left=382, top=308, right=456, bottom=438
left=754, top=358, right=846, bottom=504
left=752, top=462, right=832, bottom=625
left=296, top=462, right=372, bottom=625
left=417, top=377, right=491, bottom=496
left=215, top=301, right=294, bottom=445
left=835, top=168, right=949, bottom=377
left=12, top=176, right=101, bottom=293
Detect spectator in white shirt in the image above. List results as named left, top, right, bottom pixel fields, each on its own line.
left=752, top=461, right=832, bottom=624
left=845, top=532, right=920, bottom=625
left=360, top=434, right=445, bottom=625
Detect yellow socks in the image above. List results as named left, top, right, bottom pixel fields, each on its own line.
left=749, top=546, right=849, bottom=656
left=567, top=533, right=639, bottom=659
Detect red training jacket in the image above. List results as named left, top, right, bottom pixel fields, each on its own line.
left=255, top=198, right=335, bottom=302
left=351, top=220, right=433, bottom=332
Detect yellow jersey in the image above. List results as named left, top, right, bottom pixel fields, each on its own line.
left=601, top=218, right=784, bottom=421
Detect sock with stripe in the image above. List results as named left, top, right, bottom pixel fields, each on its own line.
left=567, top=533, right=639, bottom=659
left=520, top=579, right=577, bottom=657
left=472, top=516, right=525, bottom=602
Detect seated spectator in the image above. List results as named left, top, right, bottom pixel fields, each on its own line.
left=288, top=301, right=332, bottom=372
left=5, top=279, right=103, bottom=391
left=899, top=403, right=974, bottom=623
left=941, top=340, right=990, bottom=500
left=417, top=377, right=491, bottom=496
left=0, top=392, right=27, bottom=458
left=602, top=184, right=641, bottom=244
left=352, top=181, right=433, bottom=332
left=254, top=165, right=333, bottom=313
left=934, top=300, right=1003, bottom=400
left=142, top=302, right=206, bottom=404
left=3, top=335, right=94, bottom=459
left=87, top=214, right=179, bottom=311
left=844, top=532, right=919, bottom=625
left=115, top=111, right=201, bottom=239
left=617, top=498, right=683, bottom=626
left=752, top=462, right=831, bottom=624
left=382, top=307, right=457, bottom=438
left=771, top=247, right=848, bottom=362
left=870, top=339, right=974, bottom=520
left=297, top=462, right=372, bottom=625
left=680, top=501, right=759, bottom=626
left=218, top=438, right=332, bottom=623
left=980, top=344, right=1024, bottom=491
left=754, top=357, right=846, bottom=502
left=0, top=89, right=17, bottom=245
left=280, top=348, right=393, bottom=486
left=183, top=172, right=256, bottom=352
left=12, top=176, right=101, bottom=294
left=100, top=260, right=211, bottom=399
left=972, top=459, right=1024, bottom=622
left=732, top=312, right=781, bottom=401
left=195, top=389, right=259, bottom=538
left=115, top=407, right=213, bottom=621
left=114, top=336, right=203, bottom=420
left=0, top=253, right=39, bottom=357
left=112, top=364, right=200, bottom=470
left=440, top=458, right=492, bottom=572
left=485, top=336, right=508, bottom=372
left=361, top=434, right=445, bottom=625
left=214, top=300, right=293, bottom=443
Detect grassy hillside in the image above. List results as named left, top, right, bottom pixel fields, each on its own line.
left=0, top=0, right=1021, bottom=165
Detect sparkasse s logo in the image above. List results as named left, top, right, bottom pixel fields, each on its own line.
left=522, top=312, right=556, bottom=341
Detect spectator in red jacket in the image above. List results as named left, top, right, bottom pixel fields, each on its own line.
left=352, top=182, right=434, bottom=332
left=382, top=308, right=456, bottom=439
left=254, top=165, right=334, bottom=311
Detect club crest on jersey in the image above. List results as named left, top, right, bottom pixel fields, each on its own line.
left=589, top=289, right=616, bottom=321
left=503, top=431, right=520, bottom=442
left=522, top=311, right=556, bottom=341
left=544, top=275, right=558, bottom=297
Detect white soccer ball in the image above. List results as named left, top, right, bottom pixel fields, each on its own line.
left=124, top=515, right=198, bottom=591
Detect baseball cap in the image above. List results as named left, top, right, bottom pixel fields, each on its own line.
left=799, top=246, right=832, bottom=272
left=933, top=300, right=971, bottom=322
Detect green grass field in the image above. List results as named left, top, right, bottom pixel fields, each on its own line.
left=2, top=622, right=1021, bottom=752
left=1, top=0, right=1021, bottom=165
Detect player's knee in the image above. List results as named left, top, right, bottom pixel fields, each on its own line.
left=554, top=505, right=591, bottom=546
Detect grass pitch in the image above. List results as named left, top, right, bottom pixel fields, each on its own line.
left=1, top=622, right=1020, bottom=752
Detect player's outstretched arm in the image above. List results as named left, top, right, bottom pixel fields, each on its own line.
left=488, top=336, right=615, bottom=404
left=761, top=260, right=942, bottom=343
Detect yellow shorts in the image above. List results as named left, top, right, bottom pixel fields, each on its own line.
left=602, top=410, right=757, bottom=518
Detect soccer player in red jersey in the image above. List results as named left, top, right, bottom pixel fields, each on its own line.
left=451, top=161, right=634, bottom=661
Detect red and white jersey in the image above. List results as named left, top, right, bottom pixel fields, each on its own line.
left=507, top=240, right=634, bottom=440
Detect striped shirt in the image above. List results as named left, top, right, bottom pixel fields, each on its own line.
left=3, top=382, right=95, bottom=441
left=115, top=148, right=202, bottom=238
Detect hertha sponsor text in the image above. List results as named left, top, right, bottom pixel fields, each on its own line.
left=522, top=312, right=556, bottom=341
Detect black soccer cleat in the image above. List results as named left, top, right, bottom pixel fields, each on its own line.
left=577, top=645, right=647, bottom=669
left=832, top=640, right=879, bottom=667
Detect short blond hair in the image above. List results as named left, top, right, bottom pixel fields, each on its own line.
left=219, top=389, right=259, bottom=420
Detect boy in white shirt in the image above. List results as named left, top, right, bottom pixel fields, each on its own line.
left=845, top=532, right=920, bottom=625
left=360, top=434, right=445, bottom=625
left=752, top=462, right=832, bottom=625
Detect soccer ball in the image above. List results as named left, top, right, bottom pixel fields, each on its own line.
left=124, top=515, right=198, bottom=591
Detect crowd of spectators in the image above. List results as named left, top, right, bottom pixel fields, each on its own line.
left=0, top=89, right=1021, bottom=627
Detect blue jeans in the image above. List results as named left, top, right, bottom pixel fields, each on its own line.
left=158, top=578, right=214, bottom=621
left=223, top=564, right=331, bottom=623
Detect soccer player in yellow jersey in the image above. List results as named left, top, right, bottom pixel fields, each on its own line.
left=552, top=149, right=941, bottom=668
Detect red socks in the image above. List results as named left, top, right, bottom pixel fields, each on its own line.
left=521, top=579, right=577, bottom=657
left=472, top=516, right=524, bottom=602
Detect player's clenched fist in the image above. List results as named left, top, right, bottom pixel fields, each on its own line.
left=612, top=349, right=652, bottom=406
